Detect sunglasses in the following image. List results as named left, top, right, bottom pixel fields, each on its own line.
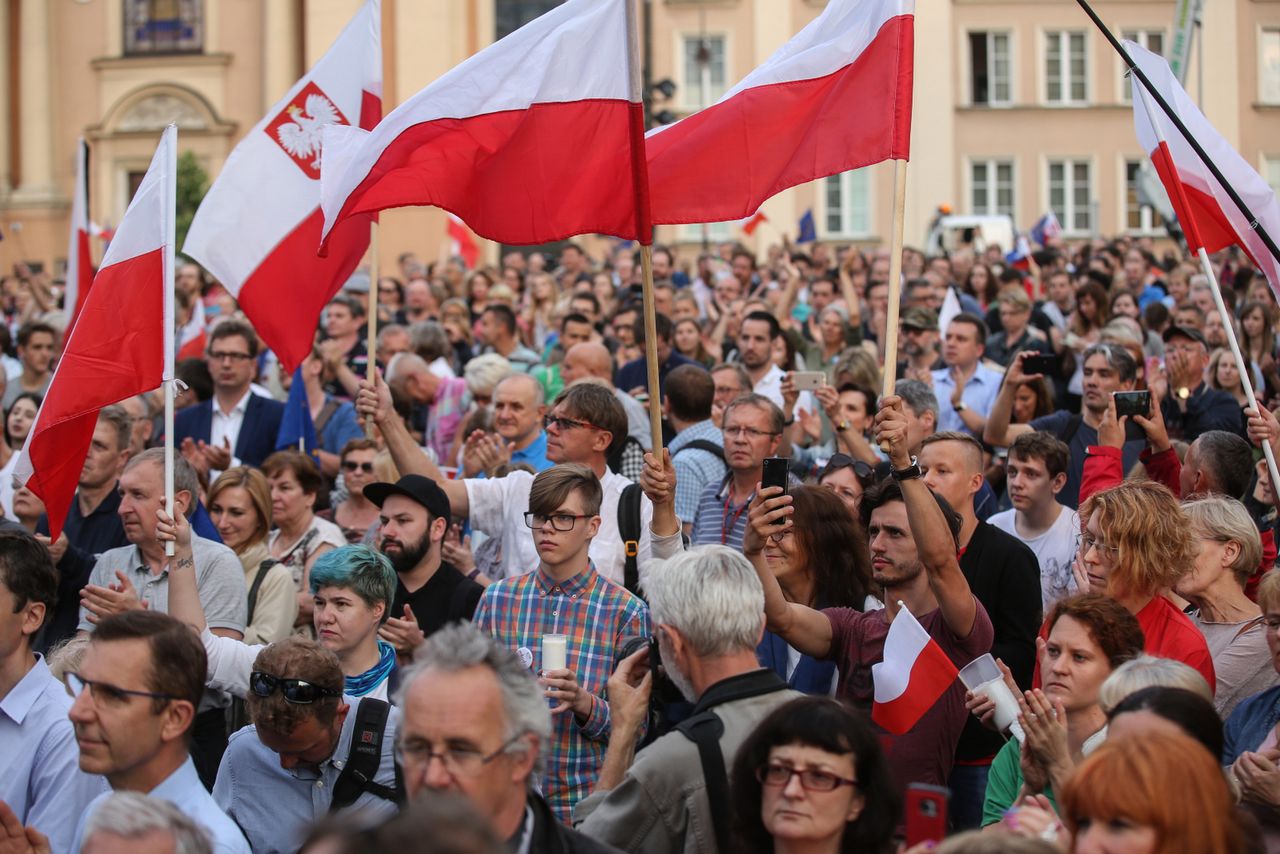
left=249, top=671, right=342, bottom=704
left=822, top=454, right=877, bottom=486
left=342, top=460, right=375, bottom=473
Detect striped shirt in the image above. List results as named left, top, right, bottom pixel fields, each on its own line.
left=668, top=420, right=727, bottom=525
left=474, top=563, right=650, bottom=822
left=691, top=474, right=753, bottom=549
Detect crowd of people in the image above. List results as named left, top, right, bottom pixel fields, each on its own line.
left=3, top=232, right=1280, bottom=852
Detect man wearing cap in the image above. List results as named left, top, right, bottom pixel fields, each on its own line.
left=897, top=306, right=943, bottom=382
left=366, top=475, right=484, bottom=662
left=1157, top=324, right=1246, bottom=441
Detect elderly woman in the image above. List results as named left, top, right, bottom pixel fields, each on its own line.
left=263, top=450, right=346, bottom=633
left=731, top=696, right=898, bottom=854
left=1176, top=496, right=1276, bottom=717
left=207, top=466, right=297, bottom=645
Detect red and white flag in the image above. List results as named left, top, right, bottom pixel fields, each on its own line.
left=871, top=603, right=959, bottom=735
left=17, top=127, right=176, bottom=540
left=183, top=0, right=381, bottom=373
left=740, top=210, right=767, bottom=236
left=176, top=298, right=207, bottom=361
left=319, top=0, right=648, bottom=248
left=447, top=213, right=480, bottom=270
left=646, top=0, right=913, bottom=224
left=1129, top=40, right=1280, bottom=292
left=64, top=138, right=93, bottom=330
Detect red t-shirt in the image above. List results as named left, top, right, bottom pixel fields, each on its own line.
left=822, top=599, right=995, bottom=793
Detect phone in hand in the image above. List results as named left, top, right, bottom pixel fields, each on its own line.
left=761, top=457, right=789, bottom=498
left=1021, top=353, right=1056, bottom=376
left=904, top=784, right=949, bottom=847
left=1113, top=390, right=1152, bottom=442
left=790, top=371, right=826, bottom=392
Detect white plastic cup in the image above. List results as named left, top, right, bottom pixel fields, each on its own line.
left=959, top=654, right=1026, bottom=743
left=542, top=634, right=568, bottom=673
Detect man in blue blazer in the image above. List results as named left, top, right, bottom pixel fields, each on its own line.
left=174, top=318, right=285, bottom=476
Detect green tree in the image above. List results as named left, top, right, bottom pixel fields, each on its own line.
left=175, top=150, right=208, bottom=256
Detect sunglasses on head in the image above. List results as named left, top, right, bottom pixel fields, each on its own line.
left=823, top=453, right=877, bottom=485
left=249, top=671, right=342, bottom=704
left=342, top=460, right=375, bottom=473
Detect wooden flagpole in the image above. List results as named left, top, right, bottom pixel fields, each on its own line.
left=879, top=159, right=909, bottom=401
left=365, top=221, right=379, bottom=439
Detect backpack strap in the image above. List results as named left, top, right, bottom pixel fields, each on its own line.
left=672, top=439, right=725, bottom=462
left=245, top=559, right=276, bottom=625
left=618, top=482, right=643, bottom=597
left=313, top=398, right=341, bottom=437
left=676, top=712, right=731, bottom=854
left=1059, top=413, right=1084, bottom=446
left=328, top=698, right=404, bottom=813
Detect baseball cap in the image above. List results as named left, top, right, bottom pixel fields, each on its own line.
left=1161, top=324, right=1208, bottom=348
left=901, top=307, right=938, bottom=331
left=363, top=475, right=452, bottom=520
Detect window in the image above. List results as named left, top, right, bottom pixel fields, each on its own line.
left=1045, top=31, right=1088, bottom=105
left=1125, top=160, right=1166, bottom=234
left=1265, top=157, right=1280, bottom=197
left=123, top=0, right=203, bottom=55
left=823, top=170, right=872, bottom=238
left=1120, top=30, right=1164, bottom=101
left=495, top=1, right=564, bottom=40
left=1261, top=30, right=1280, bottom=104
left=1048, top=159, right=1093, bottom=234
left=968, top=32, right=1012, bottom=106
left=679, top=221, right=734, bottom=242
left=970, top=160, right=1015, bottom=217
left=681, top=35, right=727, bottom=110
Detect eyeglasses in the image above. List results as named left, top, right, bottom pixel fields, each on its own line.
left=249, top=672, right=342, bottom=704
left=67, top=672, right=177, bottom=706
left=208, top=351, right=253, bottom=363
left=767, top=528, right=792, bottom=544
left=1078, top=533, right=1119, bottom=558
left=544, top=414, right=602, bottom=432
left=524, top=512, right=591, bottom=531
left=394, top=732, right=526, bottom=777
left=822, top=454, right=877, bottom=485
left=723, top=425, right=780, bottom=440
left=342, top=461, right=375, bottom=474
left=755, top=762, right=858, bottom=792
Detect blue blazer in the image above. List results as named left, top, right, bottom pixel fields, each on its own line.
left=173, top=393, right=286, bottom=468
left=757, top=629, right=837, bottom=696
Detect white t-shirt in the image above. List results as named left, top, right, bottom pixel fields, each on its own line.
left=988, top=505, right=1080, bottom=609
left=465, top=468, right=652, bottom=585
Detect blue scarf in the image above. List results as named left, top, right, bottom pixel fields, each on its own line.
left=346, top=639, right=396, bottom=697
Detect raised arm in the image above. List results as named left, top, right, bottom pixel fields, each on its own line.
left=876, top=395, right=978, bottom=638
left=983, top=351, right=1038, bottom=447
left=355, top=370, right=470, bottom=517
left=743, top=486, right=833, bottom=658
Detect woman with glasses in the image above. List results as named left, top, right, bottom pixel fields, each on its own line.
left=817, top=454, right=877, bottom=516
left=207, top=466, right=297, bottom=646
left=730, top=696, right=897, bottom=854
left=322, top=439, right=382, bottom=544
left=745, top=486, right=875, bottom=695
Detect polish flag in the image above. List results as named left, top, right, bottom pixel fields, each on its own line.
left=183, top=0, right=381, bottom=373
left=319, top=0, right=649, bottom=249
left=740, top=210, right=767, bottom=236
left=17, top=127, right=176, bottom=540
left=1128, top=41, right=1280, bottom=292
left=176, top=299, right=207, bottom=361
left=871, top=604, right=959, bottom=735
left=64, top=138, right=93, bottom=330
left=646, top=0, right=913, bottom=224
left=447, top=213, right=480, bottom=270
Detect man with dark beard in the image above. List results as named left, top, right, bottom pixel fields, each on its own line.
left=364, top=475, right=484, bottom=663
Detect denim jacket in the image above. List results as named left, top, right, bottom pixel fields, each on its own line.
left=1224, top=685, right=1280, bottom=764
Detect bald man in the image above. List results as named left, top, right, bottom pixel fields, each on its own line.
left=462, top=373, right=552, bottom=476
left=917, top=431, right=1041, bottom=829
left=387, top=352, right=470, bottom=463
left=561, top=342, right=651, bottom=451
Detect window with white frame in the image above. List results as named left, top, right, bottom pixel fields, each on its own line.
left=1261, top=30, right=1280, bottom=104
left=680, top=35, right=727, bottom=111
left=970, top=159, right=1016, bottom=217
left=823, top=170, right=872, bottom=238
left=1125, top=160, right=1165, bottom=234
left=968, top=31, right=1012, bottom=106
left=1120, top=30, right=1164, bottom=101
left=1264, top=157, right=1280, bottom=197
left=1048, top=159, right=1093, bottom=234
left=679, top=221, right=734, bottom=242
left=1045, top=31, right=1088, bottom=105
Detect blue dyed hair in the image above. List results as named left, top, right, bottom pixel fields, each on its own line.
left=308, top=545, right=396, bottom=624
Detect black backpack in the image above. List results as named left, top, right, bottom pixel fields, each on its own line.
left=328, top=697, right=405, bottom=813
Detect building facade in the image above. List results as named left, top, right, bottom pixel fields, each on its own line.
left=1, top=0, right=1278, bottom=283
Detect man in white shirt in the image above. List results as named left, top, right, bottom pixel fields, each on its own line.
left=359, top=378, right=652, bottom=585
left=932, top=313, right=1005, bottom=437
left=988, top=431, right=1080, bottom=609
left=736, top=310, right=814, bottom=419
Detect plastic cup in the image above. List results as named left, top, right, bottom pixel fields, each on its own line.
left=542, top=634, right=568, bottom=673
left=959, top=654, right=1026, bottom=743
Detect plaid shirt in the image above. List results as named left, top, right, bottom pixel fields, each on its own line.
left=474, top=563, right=650, bottom=822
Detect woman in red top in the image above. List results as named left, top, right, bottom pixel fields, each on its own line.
left=1076, top=480, right=1216, bottom=691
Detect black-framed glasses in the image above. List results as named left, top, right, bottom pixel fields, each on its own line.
left=342, top=460, right=375, bottom=473
left=543, top=414, right=602, bottom=432
left=249, top=671, right=342, bottom=704
left=394, top=731, right=527, bottom=776
left=208, top=351, right=253, bottom=363
left=67, top=673, right=177, bottom=706
left=756, top=762, right=858, bottom=792
left=523, top=512, right=590, bottom=531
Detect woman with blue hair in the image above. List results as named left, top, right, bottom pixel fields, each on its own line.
left=309, top=545, right=398, bottom=699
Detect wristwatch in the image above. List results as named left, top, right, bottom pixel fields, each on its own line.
left=953, top=401, right=968, bottom=413
left=837, top=419, right=852, bottom=433
left=891, top=455, right=923, bottom=481
left=1176, top=386, right=1192, bottom=401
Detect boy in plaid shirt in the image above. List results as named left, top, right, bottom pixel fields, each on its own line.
left=474, top=463, right=650, bottom=822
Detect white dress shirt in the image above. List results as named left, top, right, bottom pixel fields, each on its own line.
left=752, top=364, right=815, bottom=419
left=209, top=388, right=253, bottom=474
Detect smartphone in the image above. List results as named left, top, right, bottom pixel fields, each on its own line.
left=791, top=371, right=826, bottom=392
left=1113, top=390, right=1151, bottom=442
left=762, top=457, right=789, bottom=498
left=904, top=784, right=949, bottom=847
left=1021, top=353, right=1056, bottom=376
left=648, top=635, right=662, bottom=687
